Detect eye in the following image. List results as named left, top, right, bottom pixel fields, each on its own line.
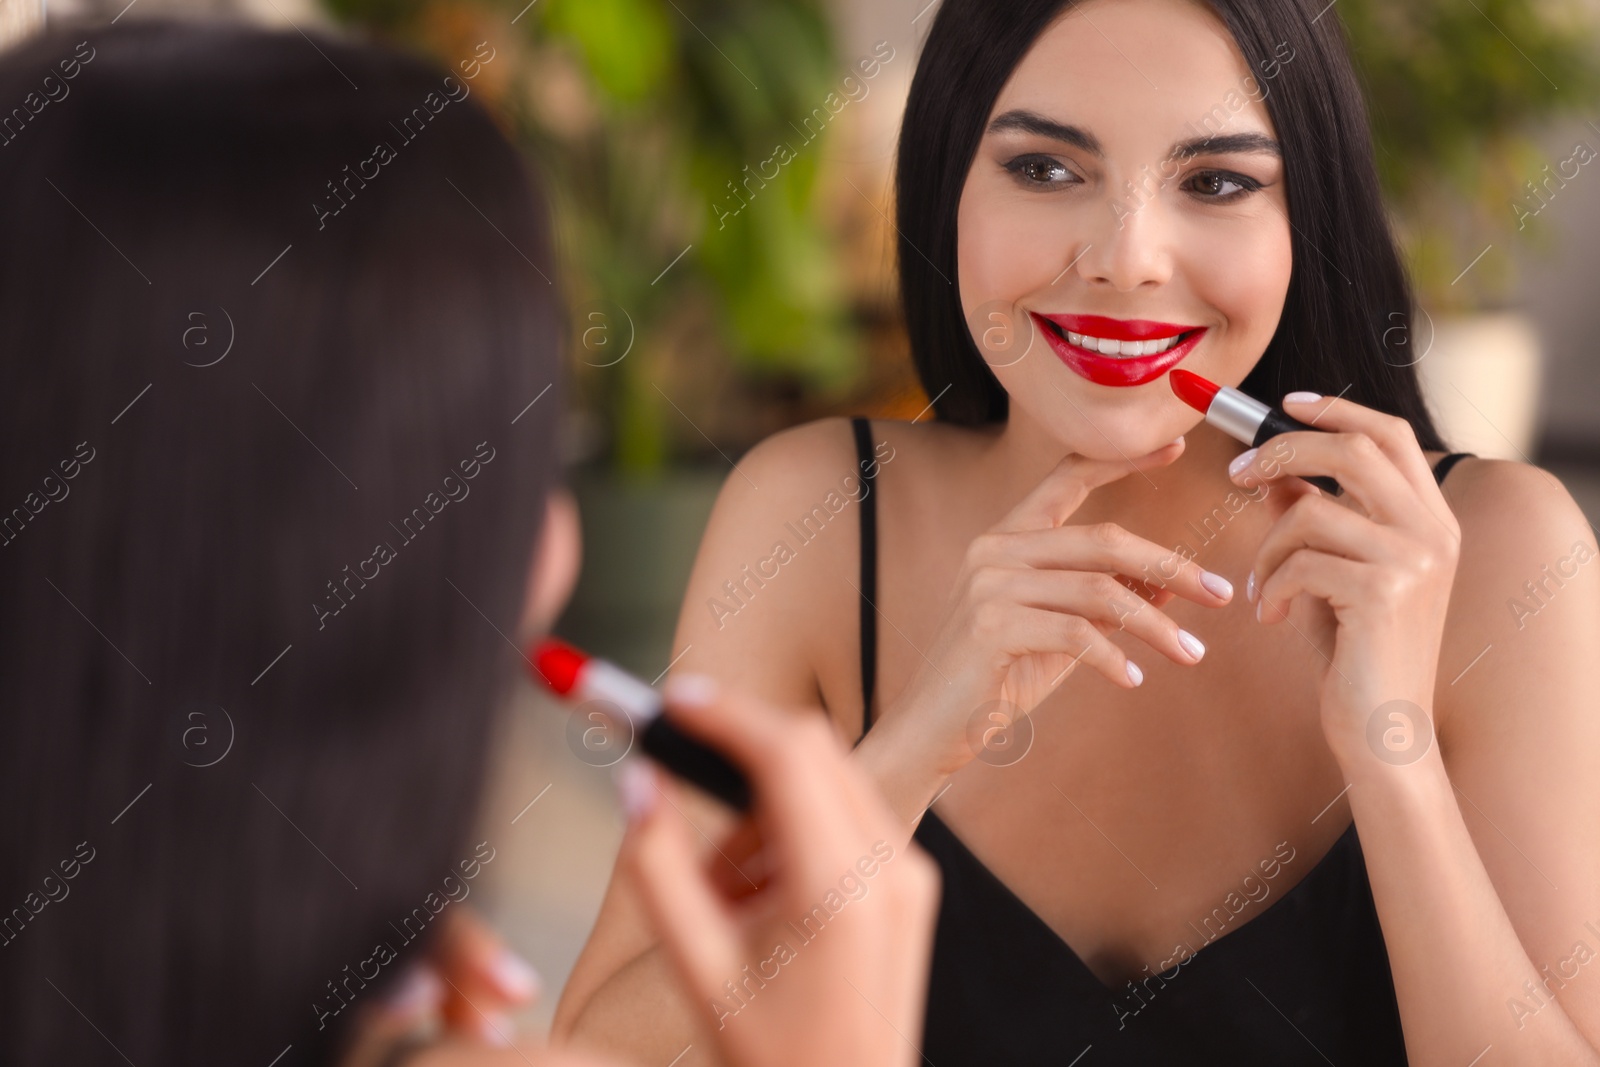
left=1182, top=169, right=1262, bottom=202
left=1003, top=154, right=1080, bottom=189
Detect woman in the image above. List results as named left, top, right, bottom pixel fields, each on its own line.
left=556, top=0, right=1600, bottom=1063
left=0, top=21, right=937, bottom=1067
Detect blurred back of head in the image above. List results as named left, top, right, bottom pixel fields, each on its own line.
left=0, top=19, right=562, bottom=1064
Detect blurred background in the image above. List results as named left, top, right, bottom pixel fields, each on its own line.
left=7, top=0, right=1599, bottom=1030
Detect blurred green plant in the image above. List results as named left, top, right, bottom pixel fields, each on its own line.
left=1338, top=0, right=1600, bottom=311
left=323, top=0, right=862, bottom=475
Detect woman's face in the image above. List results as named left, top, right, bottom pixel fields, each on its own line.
left=956, top=0, right=1293, bottom=458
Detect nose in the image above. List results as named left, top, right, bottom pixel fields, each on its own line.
left=1068, top=184, right=1174, bottom=292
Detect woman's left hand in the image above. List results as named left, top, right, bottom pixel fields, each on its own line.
left=1229, top=393, right=1462, bottom=766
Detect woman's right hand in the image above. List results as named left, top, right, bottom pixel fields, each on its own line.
left=619, top=677, right=940, bottom=1067
left=859, top=435, right=1236, bottom=820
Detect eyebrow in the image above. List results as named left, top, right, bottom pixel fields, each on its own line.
left=986, top=108, right=1281, bottom=160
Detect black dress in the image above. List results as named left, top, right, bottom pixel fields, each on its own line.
left=848, top=416, right=1475, bottom=1066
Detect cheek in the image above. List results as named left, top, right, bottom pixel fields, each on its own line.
left=1185, top=216, right=1292, bottom=344
left=956, top=181, right=1065, bottom=316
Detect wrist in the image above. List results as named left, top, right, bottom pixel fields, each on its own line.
left=851, top=711, right=964, bottom=832
left=1327, top=709, right=1450, bottom=797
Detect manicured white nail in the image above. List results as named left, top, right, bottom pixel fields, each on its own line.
left=1284, top=391, right=1322, bottom=404
left=1255, top=600, right=1265, bottom=622
left=1228, top=448, right=1258, bottom=478
left=491, top=947, right=541, bottom=1001
left=381, top=965, right=443, bottom=1018
left=1177, top=629, right=1205, bottom=661
left=1199, top=570, right=1232, bottom=599
left=1246, top=570, right=1257, bottom=603
left=614, top=760, right=658, bottom=823
left=664, top=672, right=718, bottom=706
left=1125, top=660, right=1144, bottom=687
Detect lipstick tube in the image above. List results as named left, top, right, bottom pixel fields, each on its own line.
left=1170, top=370, right=1342, bottom=495
left=529, top=638, right=752, bottom=811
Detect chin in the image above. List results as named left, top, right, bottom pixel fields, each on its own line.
left=1019, top=391, right=1200, bottom=461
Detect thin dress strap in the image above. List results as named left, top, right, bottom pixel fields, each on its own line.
left=851, top=417, right=878, bottom=745
left=1432, top=451, right=1475, bottom=485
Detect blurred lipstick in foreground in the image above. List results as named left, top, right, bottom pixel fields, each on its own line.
left=528, top=638, right=752, bottom=811
left=1169, top=369, right=1342, bottom=495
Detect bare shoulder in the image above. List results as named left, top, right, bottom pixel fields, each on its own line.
left=1431, top=454, right=1598, bottom=727
left=670, top=415, right=984, bottom=727
left=1434, top=454, right=1593, bottom=564
left=669, top=417, right=888, bottom=720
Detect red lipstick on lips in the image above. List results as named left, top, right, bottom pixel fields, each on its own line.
left=1029, top=311, right=1207, bottom=387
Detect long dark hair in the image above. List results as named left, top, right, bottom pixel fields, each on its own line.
left=0, top=20, right=562, bottom=1065
left=895, top=0, right=1448, bottom=451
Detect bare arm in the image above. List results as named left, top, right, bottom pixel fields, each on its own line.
left=552, top=419, right=865, bottom=1062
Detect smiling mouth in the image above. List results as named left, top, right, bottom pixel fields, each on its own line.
left=1026, top=311, right=1207, bottom=387
left=1037, top=317, right=1201, bottom=358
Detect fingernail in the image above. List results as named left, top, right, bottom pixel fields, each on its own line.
left=1199, top=570, right=1232, bottom=600
left=1177, top=629, right=1205, bottom=661
left=381, top=965, right=443, bottom=1019
left=1125, top=660, right=1143, bottom=687
left=1246, top=570, right=1256, bottom=603
left=1284, top=391, right=1322, bottom=404
left=663, top=672, right=718, bottom=707
left=1255, top=600, right=1264, bottom=622
left=614, top=760, right=658, bottom=824
left=1170, top=434, right=1185, bottom=447
left=491, top=947, right=541, bottom=1001
left=1227, top=448, right=1258, bottom=478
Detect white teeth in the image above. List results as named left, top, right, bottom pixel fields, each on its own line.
left=1056, top=326, right=1184, bottom=358
left=1061, top=328, right=1187, bottom=358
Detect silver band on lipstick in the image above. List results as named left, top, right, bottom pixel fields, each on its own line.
left=1208, top=387, right=1271, bottom=444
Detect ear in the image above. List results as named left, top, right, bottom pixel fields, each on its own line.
left=519, top=487, right=581, bottom=638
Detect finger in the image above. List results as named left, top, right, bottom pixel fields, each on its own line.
left=994, top=437, right=1186, bottom=533
left=430, top=908, right=541, bottom=1007
left=1002, top=604, right=1151, bottom=689
left=1279, top=393, right=1438, bottom=495
left=981, top=567, right=1208, bottom=667
left=995, top=523, right=1235, bottom=607
left=622, top=765, right=746, bottom=999
left=1255, top=548, right=1368, bottom=623
left=660, top=681, right=867, bottom=885
left=1230, top=430, right=1414, bottom=524
left=1249, top=493, right=1408, bottom=605
left=708, top=814, right=771, bottom=900
left=1115, top=575, right=1177, bottom=609
left=371, top=963, right=445, bottom=1029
